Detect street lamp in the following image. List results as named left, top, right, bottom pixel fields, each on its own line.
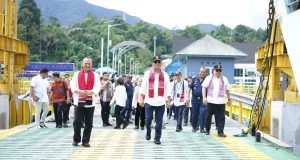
left=129, top=58, right=134, bottom=74
left=153, top=36, right=157, bottom=57
left=107, top=23, right=122, bottom=67
left=134, top=62, right=139, bottom=75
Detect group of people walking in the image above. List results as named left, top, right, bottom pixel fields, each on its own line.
left=30, top=56, right=232, bottom=147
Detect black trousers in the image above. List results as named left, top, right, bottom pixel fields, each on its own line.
left=53, top=102, right=68, bottom=126
left=115, top=105, right=126, bottom=127
left=205, top=103, right=225, bottom=134
left=134, top=103, right=145, bottom=127
left=100, top=100, right=111, bottom=124
left=73, top=104, right=95, bottom=144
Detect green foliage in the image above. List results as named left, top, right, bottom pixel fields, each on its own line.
left=178, top=25, right=204, bottom=39
left=18, top=0, right=41, bottom=61
left=179, top=24, right=266, bottom=44
left=17, top=3, right=265, bottom=74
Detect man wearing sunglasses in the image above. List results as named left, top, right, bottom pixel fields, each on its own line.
left=140, top=56, right=171, bottom=145
left=202, top=65, right=232, bottom=137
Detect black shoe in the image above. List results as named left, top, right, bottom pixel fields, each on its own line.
left=175, top=128, right=183, bottom=132
left=82, top=143, right=90, bottom=147
left=102, top=124, right=107, bottom=127
left=141, top=127, right=144, bottom=130
left=127, top=121, right=133, bottom=124
left=154, top=140, right=161, bottom=145
left=196, top=127, right=199, bottom=131
left=200, top=129, right=206, bottom=133
left=183, top=123, right=187, bottom=126
left=145, top=134, right=151, bottom=140
left=122, top=122, right=129, bottom=129
left=192, top=128, right=196, bottom=132
left=134, top=126, right=139, bottom=129
left=114, top=126, right=121, bottom=129
left=63, top=123, right=68, bottom=128
left=39, top=122, right=47, bottom=128
left=72, top=142, right=79, bottom=146
left=106, top=123, right=112, bottom=126
left=57, top=125, right=62, bottom=128
left=218, top=133, right=227, bottom=137
left=206, top=131, right=210, bottom=135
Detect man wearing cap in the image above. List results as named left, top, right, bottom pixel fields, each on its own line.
left=187, top=67, right=207, bottom=132
left=140, top=56, right=171, bottom=145
left=170, top=71, right=188, bottom=132
left=202, top=65, right=231, bottom=137
left=121, top=74, right=134, bottom=123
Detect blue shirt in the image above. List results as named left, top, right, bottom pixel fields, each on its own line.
left=125, top=81, right=134, bottom=99
left=188, top=77, right=203, bottom=103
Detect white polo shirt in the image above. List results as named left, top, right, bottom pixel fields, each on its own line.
left=30, top=74, right=50, bottom=102
left=140, top=70, right=170, bottom=106
left=202, top=75, right=230, bottom=104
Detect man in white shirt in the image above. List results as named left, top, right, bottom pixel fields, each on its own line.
left=140, top=56, right=171, bottom=145
left=170, top=71, right=188, bottom=132
left=30, top=68, right=50, bottom=128
left=70, top=57, right=101, bottom=147
left=202, top=65, right=232, bottom=137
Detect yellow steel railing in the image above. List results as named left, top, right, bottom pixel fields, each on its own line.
left=230, top=84, right=258, bottom=97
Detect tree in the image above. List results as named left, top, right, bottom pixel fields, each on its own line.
left=18, top=0, right=41, bottom=61
left=178, top=25, right=204, bottom=40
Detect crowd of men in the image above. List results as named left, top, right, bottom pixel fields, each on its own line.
left=29, top=56, right=231, bottom=147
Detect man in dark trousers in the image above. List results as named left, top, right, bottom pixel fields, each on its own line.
left=50, top=72, right=70, bottom=128
left=187, top=67, right=207, bottom=132
left=99, top=72, right=113, bottom=127
left=140, top=56, right=171, bottom=145
left=202, top=65, right=232, bottom=137
left=70, top=57, right=101, bottom=147
left=122, top=74, right=134, bottom=123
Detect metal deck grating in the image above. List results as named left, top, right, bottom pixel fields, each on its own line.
left=0, top=113, right=298, bottom=159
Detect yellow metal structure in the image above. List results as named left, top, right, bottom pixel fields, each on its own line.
left=0, top=0, right=29, bottom=128
left=255, top=18, right=300, bottom=133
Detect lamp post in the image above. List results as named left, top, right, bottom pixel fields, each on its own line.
left=107, top=23, right=122, bottom=67
left=129, top=58, right=134, bottom=74
left=134, top=62, right=139, bottom=75
left=153, top=36, right=157, bottom=57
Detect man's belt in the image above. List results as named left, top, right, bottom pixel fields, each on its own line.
left=193, top=96, right=202, bottom=100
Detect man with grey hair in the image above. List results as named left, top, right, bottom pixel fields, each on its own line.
left=70, top=57, right=101, bottom=147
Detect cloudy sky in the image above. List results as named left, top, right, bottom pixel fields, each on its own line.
left=86, top=0, right=270, bottom=30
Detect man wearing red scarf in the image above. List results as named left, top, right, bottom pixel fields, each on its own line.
left=70, top=58, right=100, bottom=147
left=202, top=65, right=232, bottom=137
left=140, top=56, right=171, bottom=145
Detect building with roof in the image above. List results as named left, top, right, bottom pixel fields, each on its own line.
left=232, top=42, right=264, bottom=85
left=171, top=35, right=247, bottom=83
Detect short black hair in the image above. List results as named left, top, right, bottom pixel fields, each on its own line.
left=40, top=68, right=49, bottom=74
left=52, top=72, right=60, bottom=78
left=117, top=77, right=124, bottom=85
left=102, top=72, right=109, bottom=76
